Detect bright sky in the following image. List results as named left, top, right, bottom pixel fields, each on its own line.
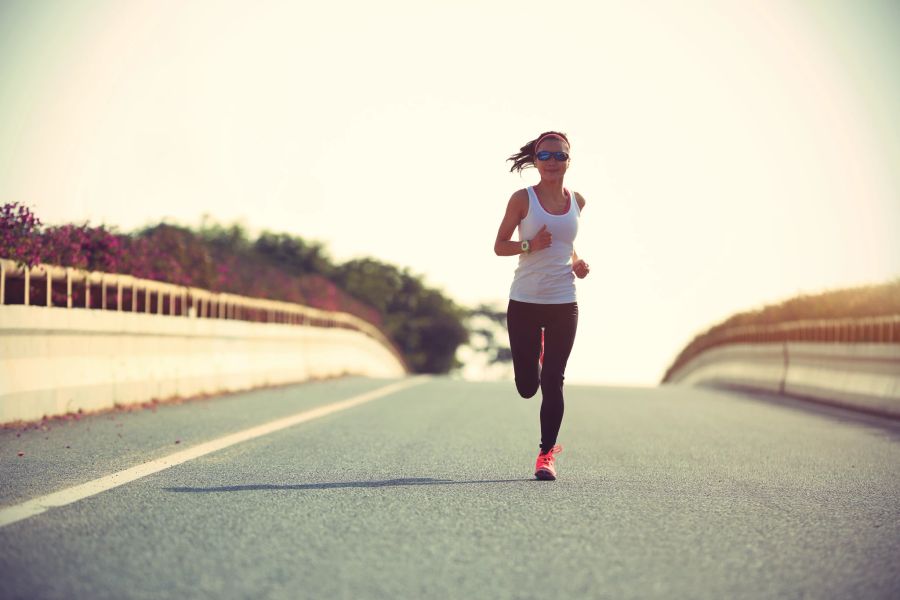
left=1, top=0, right=898, bottom=386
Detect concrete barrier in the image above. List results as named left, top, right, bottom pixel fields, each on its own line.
left=666, top=341, right=900, bottom=418
left=0, top=305, right=406, bottom=424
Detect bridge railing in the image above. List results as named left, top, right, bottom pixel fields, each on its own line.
left=663, top=315, right=900, bottom=383
left=0, top=257, right=405, bottom=367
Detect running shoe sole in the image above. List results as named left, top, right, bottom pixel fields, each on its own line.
left=535, top=469, right=556, bottom=481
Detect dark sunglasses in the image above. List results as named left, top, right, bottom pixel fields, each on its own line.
left=535, top=150, right=569, bottom=161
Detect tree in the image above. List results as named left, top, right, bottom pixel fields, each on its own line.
left=253, top=232, right=334, bottom=278
left=335, top=259, right=469, bottom=373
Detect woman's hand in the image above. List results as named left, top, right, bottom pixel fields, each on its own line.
left=573, top=259, right=590, bottom=279
left=531, top=225, right=552, bottom=252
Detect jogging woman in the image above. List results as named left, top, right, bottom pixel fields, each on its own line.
left=494, top=131, right=589, bottom=481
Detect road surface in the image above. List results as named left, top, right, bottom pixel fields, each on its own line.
left=1, top=377, right=898, bottom=599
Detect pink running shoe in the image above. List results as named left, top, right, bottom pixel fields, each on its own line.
left=534, top=444, right=562, bottom=480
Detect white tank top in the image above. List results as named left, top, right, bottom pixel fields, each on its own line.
left=509, top=186, right=580, bottom=304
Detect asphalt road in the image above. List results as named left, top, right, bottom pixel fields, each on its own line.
left=1, top=376, right=898, bottom=599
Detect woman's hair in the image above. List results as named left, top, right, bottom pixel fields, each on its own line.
left=507, top=131, right=570, bottom=173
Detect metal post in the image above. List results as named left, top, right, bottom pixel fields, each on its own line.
left=102, top=278, right=107, bottom=310
left=85, top=276, right=91, bottom=309
left=46, top=267, right=52, bottom=307
left=66, top=268, right=73, bottom=308
left=117, top=280, right=122, bottom=311
left=25, top=267, right=30, bottom=306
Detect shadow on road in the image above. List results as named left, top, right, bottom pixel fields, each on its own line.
left=164, top=478, right=530, bottom=493
left=712, top=384, right=900, bottom=441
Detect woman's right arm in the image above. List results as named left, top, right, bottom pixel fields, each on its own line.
left=494, top=190, right=551, bottom=256
left=494, top=191, right=528, bottom=256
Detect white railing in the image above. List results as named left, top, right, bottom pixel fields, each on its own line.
left=0, top=257, right=405, bottom=368
left=663, top=315, right=900, bottom=383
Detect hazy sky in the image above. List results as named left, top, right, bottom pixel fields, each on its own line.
left=1, top=0, right=898, bottom=385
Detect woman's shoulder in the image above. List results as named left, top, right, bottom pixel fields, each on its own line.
left=510, top=187, right=531, bottom=200
left=508, top=188, right=530, bottom=207
left=573, top=191, right=586, bottom=210
left=506, top=188, right=530, bottom=220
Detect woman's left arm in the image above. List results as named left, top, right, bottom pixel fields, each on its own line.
left=572, top=250, right=590, bottom=279
left=572, top=193, right=590, bottom=278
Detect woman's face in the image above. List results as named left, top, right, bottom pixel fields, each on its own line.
left=533, top=137, right=570, bottom=181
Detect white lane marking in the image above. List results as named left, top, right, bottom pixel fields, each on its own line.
left=0, top=377, right=429, bottom=528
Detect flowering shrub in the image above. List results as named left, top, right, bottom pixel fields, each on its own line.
left=120, top=225, right=216, bottom=287
left=1, top=203, right=43, bottom=268
left=41, top=223, right=123, bottom=272
left=0, top=202, right=384, bottom=326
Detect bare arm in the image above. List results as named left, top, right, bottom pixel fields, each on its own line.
left=572, top=193, right=590, bottom=278
left=494, top=190, right=551, bottom=256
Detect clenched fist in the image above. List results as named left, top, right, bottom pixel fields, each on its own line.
left=531, top=224, right=552, bottom=252
left=573, top=259, right=590, bottom=279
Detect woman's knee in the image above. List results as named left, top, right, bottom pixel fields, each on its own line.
left=515, top=377, right=540, bottom=399
left=540, top=370, right=565, bottom=394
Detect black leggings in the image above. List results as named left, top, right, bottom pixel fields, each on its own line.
left=507, top=300, right=578, bottom=452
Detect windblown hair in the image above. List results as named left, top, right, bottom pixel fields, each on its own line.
left=507, top=131, right=570, bottom=173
